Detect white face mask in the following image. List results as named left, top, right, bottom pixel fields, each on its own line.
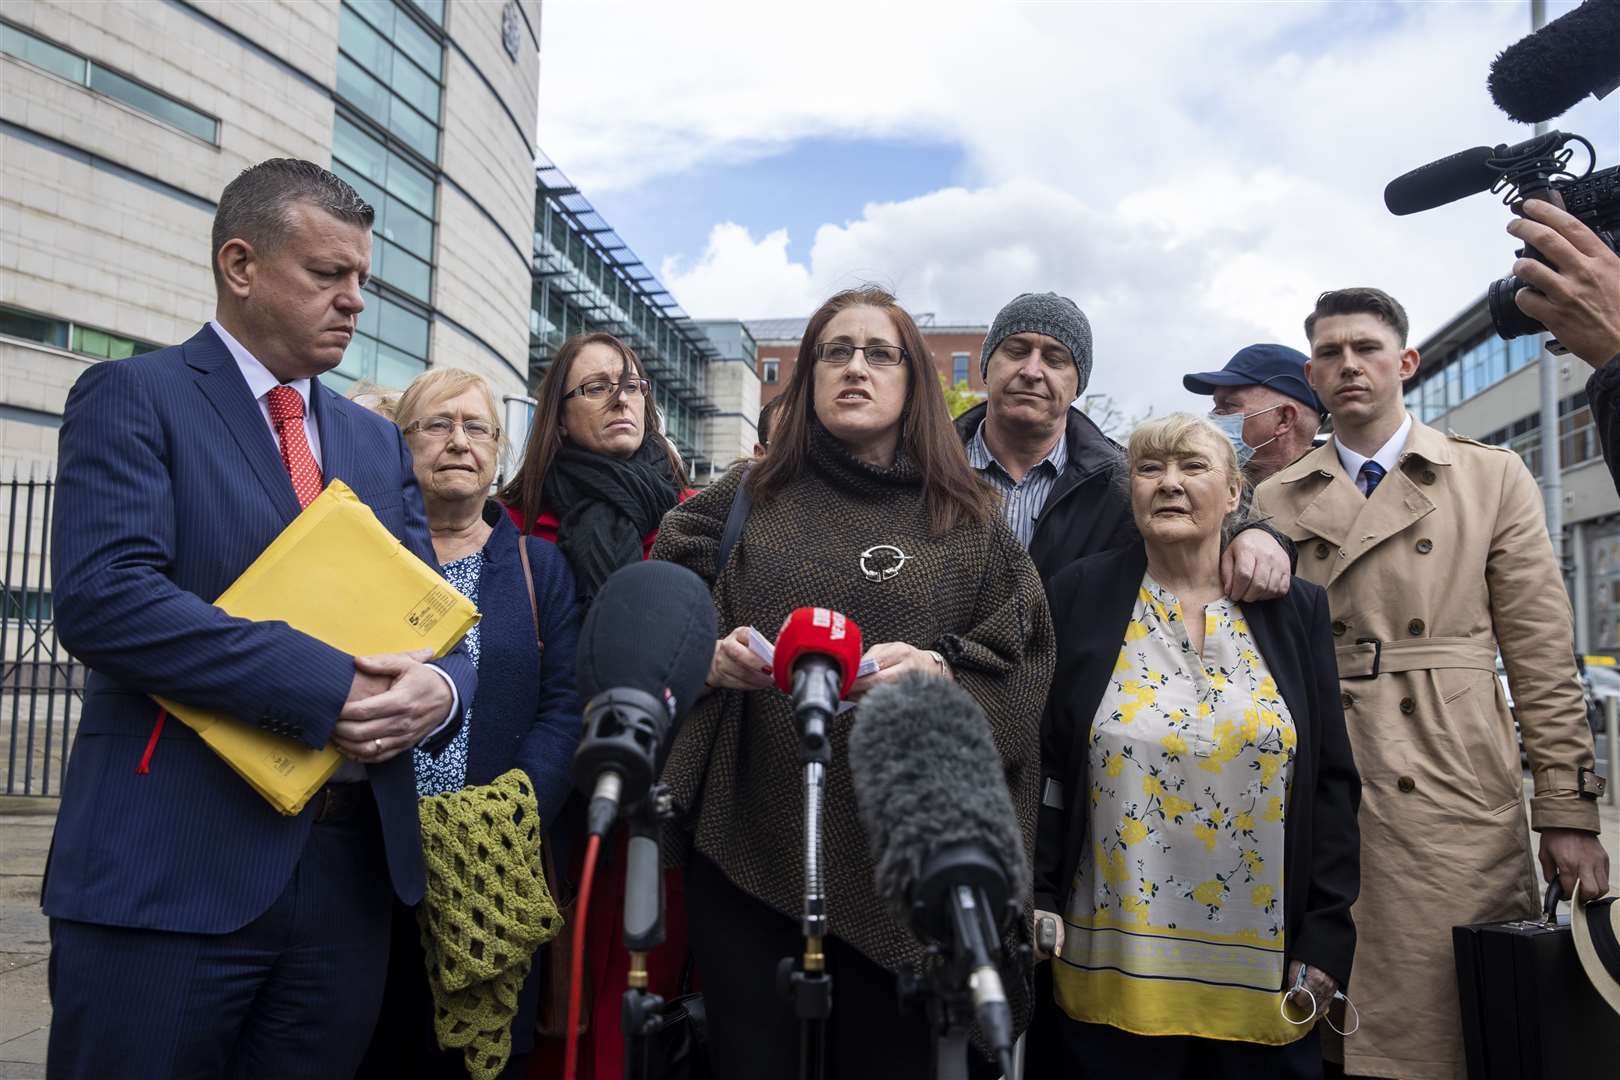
left=1208, top=403, right=1283, bottom=470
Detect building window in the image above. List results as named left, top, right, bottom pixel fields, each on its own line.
left=1, top=20, right=220, bottom=144
left=331, top=116, right=435, bottom=303
left=1478, top=392, right=1603, bottom=476
left=0, top=304, right=158, bottom=359
left=1508, top=334, right=1540, bottom=372
left=3, top=587, right=52, bottom=622
left=331, top=1, right=442, bottom=315
left=762, top=359, right=779, bottom=384
left=338, top=1, right=443, bottom=161
left=328, top=285, right=430, bottom=393
left=952, top=352, right=970, bottom=385
left=72, top=325, right=156, bottom=360
left=0, top=306, right=68, bottom=350
left=408, top=0, right=445, bottom=24
left=1461, top=344, right=1486, bottom=399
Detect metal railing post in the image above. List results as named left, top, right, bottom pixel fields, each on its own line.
left=1606, top=695, right=1618, bottom=807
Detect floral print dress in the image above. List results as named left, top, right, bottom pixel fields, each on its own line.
left=1054, top=574, right=1304, bottom=1043
left=412, top=551, right=480, bottom=797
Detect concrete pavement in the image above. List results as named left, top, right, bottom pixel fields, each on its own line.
left=0, top=800, right=53, bottom=1080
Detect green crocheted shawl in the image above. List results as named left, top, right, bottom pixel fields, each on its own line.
left=418, top=768, right=563, bottom=1080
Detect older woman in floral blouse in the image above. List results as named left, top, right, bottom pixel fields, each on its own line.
left=1034, top=413, right=1361, bottom=1078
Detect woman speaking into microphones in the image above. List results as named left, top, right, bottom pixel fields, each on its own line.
left=651, top=286, right=1055, bottom=1078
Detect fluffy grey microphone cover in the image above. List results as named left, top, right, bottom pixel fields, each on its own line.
left=847, top=672, right=1030, bottom=930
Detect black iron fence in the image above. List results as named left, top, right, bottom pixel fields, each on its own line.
left=2, top=471, right=82, bottom=797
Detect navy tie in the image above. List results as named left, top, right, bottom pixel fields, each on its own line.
left=1359, top=460, right=1386, bottom=496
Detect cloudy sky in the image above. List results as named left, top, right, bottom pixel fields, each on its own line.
left=534, top=0, right=1618, bottom=419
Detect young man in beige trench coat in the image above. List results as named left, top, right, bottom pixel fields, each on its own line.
left=1252, top=287, right=1610, bottom=1080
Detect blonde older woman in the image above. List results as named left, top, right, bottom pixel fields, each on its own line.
left=1034, top=413, right=1360, bottom=1079
left=359, top=368, right=582, bottom=1080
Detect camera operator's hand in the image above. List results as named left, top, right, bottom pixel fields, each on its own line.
left=1507, top=200, right=1620, bottom=370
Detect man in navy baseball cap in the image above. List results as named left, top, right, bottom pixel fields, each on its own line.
left=1184, top=343, right=1324, bottom=483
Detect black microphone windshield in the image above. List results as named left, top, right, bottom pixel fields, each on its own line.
left=1488, top=0, right=1620, bottom=124
left=575, top=560, right=717, bottom=719
left=1383, top=145, right=1498, bottom=215
left=848, top=673, right=1027, bottom=931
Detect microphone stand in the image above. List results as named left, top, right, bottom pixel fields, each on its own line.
left=777, top=663, right=836, bottom=1080
left=900, top=892, right=1021, bottom=1080
left=901, top=847, right=1022, bottom=1080
left=621, top=782, right=674, bottom=1080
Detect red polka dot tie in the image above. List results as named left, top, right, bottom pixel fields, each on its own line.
left=266, top=385, right=322, bottom=509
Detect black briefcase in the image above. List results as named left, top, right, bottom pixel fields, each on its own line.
left=1453, top=883, right=1620, bottom=1079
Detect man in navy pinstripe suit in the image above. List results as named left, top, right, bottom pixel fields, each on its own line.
left=44, top=160, right=476, bottom=1078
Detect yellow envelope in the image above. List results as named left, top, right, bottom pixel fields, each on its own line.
left=155, top=479, right=480, bottom=815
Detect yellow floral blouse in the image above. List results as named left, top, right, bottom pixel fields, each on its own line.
left=1054, top=574, right=1303, bottom=1044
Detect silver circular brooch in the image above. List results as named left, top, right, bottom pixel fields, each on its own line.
left=860, top=544, right=911, bottom=582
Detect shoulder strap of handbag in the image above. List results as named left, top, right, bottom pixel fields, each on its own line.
left=715, top=466, right=752, bottom=574
left=516, top=534, right=543, bottom=652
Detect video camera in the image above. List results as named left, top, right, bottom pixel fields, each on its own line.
left=1382, top=0, right=1620, bottom=355
left=1385, top=134, right=1618, bottom=353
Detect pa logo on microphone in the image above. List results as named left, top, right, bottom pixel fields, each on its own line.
left=860, top=544, right=911, bottom=582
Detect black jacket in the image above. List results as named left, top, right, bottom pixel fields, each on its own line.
left=954, top=402, right=1135, bottom=582
left=1585, top=354, right=1620, bottom=500
left=954, top=403, right=1296, bottom=582
left=1034, top=543, right=1362, bottom=987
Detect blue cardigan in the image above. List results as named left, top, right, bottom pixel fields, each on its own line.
left=464, top=501, right=583, bottom=832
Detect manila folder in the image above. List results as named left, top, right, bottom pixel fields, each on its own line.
left=154, top=479, right=479, bottom=816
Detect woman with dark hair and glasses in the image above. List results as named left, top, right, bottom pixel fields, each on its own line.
left=652, top=287, right=1055, bottom=1078
left=499, top=331, right=694, bottom=1079
left=501, top=331, right=689, bottom=606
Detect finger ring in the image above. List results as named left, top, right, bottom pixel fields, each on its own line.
left=373, top=738, right=382, bottom=754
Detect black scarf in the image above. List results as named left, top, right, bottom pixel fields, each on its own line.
left=543, top=436, right=680, bottom=604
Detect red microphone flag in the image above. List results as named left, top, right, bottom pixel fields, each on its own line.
left=772, top=607, right=864, bottom=697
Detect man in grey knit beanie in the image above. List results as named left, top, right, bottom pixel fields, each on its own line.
left=956, top=286, right=1293, bottom=584
left=980, top=291, right=1094, bottom=392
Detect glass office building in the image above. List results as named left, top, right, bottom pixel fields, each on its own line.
left=3, top=0, right=542, bottom=478
left=325, top=0, right=446, bottom=393
left=531, top=151, right=720, bottom=475
left=1406, top=307, right=1601, bottom=478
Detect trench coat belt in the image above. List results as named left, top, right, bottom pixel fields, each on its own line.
left=1335, top=636, right=1498, bottom=679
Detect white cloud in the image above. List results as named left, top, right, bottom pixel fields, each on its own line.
left=658, top=223, right=817, bottom=316
left=539, top=1, right=1620, bottom=416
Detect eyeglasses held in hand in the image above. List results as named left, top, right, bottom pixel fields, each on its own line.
left=813, top=342, right=907, bottom=366
left=563, top=378, right=652, bottom=401
left=405, top=416, right=499, bottom=441
left=1280, top=964, right=1360, bottom=1036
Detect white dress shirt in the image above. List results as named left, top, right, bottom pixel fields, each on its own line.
left=1334, top=411, right=1413, bottom=496
left=208, top=320, right=456, bottom=777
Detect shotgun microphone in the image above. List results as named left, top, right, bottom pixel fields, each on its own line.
left=1487, top=0, right=1620, bottom=125
left=1382, top=133, right=1575, bottom=215
left=848, top=673, right=1027, bottom=1075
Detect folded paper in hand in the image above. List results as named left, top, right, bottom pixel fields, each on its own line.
left=154, top=480, right=479, bottom=815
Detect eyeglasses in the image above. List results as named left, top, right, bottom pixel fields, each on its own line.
left=813, top=342, right=907, bottom=366
left=563, top=378, right=651, bottom=401
left=1280, top=964, right=1361, bottom=1036
left=405, top=416, right=499, bottom=441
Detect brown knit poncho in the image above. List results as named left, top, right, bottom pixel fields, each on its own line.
left=651, top=423, right=1055, bottom=1003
